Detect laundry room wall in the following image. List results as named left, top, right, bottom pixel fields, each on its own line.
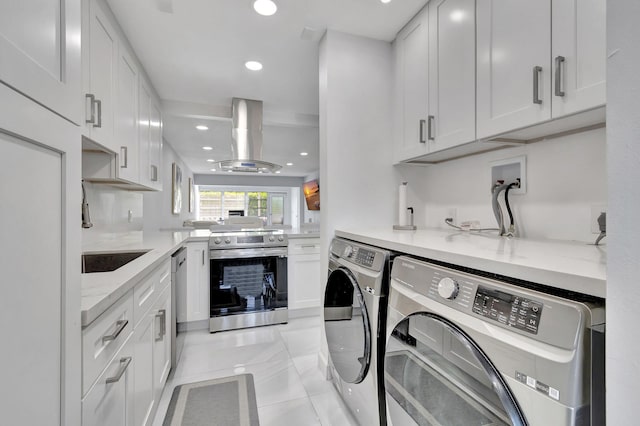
left=397, top=126, right=607, bottom=243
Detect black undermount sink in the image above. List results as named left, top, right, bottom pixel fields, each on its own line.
left=82, top=250, right=150, bottom=273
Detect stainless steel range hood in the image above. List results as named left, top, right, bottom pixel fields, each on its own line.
left=217, top=98, right=281, bottom=173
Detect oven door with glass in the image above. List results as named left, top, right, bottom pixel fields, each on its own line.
left=209, top=247, right=288, bottom=326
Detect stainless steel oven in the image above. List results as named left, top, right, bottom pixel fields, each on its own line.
left=209, top=230, right=288, bottom=332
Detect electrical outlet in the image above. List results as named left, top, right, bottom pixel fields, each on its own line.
left=446, top=207, right=457, bottom=225
left=590, top=204, right=606, bottom=234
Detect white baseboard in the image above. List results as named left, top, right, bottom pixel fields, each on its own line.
left=288, top=306, right=321, bottom=319
left=177, top=319, right=209, bottom=332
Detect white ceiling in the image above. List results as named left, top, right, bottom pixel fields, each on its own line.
left=106, top=0, right=427, bottom=176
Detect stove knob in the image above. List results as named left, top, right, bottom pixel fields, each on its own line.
left=268, top=236, right=275, bottom=242
left=213, top=238, right=222, bottom=245
left=437, top=277, right=459, bottom=300
left=277, top=236, right=284, bottom=242
left=224, top=238, right=231, bottom=244
left=343, top=245, right=353, bottom=258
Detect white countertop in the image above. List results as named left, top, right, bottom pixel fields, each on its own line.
left=335, top=228, right=606, bottom=299
left=81, top=228, right=318, bottom=326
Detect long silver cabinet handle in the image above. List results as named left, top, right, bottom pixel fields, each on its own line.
left=419, top=119, right=426, bottom=143
left=300, top=245, right=317, bottom=248
left=554, top=56, right=566, bottom=97
left=533, top=66, right=543, bottom=105
left=155, top=309, right=166, bottom=341
left=85, top=94, right=96, bottom=124
left=150, top=165, right=158, bottom=182
left=94, top=99, right=102, bottom=128
left=202, top=250, right=205, bottom=265
left=428, top=115, right=435, bottom=141
left=102, top=319, right=128, bottom=343
left=120, top=146, right=128, bottom=169
left=105, top=357, right=132, bottom=384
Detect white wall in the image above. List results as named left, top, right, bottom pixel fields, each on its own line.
left=397, top=127, right=607, bottom=243
left=319, top=30, right=397, bottom=365
left=606, top=1, right=640, bottom=423
left=143, top=140, right=196, bottom=231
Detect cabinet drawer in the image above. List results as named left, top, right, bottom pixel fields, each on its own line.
left=82, top=290, right=134, bottom=394
left=82, top=333, right=134, bottom=426
left=288, top=238, right=321, bottom=255
left=133, top=259, right=171, bottom=327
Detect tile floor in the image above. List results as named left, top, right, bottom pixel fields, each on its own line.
left=152, top=315, right=358, bottom=426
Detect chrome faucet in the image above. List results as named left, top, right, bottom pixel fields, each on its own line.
left=82, top=181, right=93, bottom=229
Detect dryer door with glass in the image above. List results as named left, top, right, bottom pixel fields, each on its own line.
left=385, top=313, right=527, bottom=426
left=324, top=267, right=371, bottom=384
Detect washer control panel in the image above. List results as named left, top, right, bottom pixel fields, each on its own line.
left=473, top=286, right=543, bottom=334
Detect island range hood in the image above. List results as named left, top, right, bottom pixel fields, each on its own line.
left=217, top=98, right=282, bottom=173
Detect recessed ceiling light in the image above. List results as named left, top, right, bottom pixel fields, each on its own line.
left=286, top=162, right=293, bottom=166
left=202, top=146, right=213, bottom=150
left=253, top=0, right=277, bottom=16
left=380, top=0, right=392, bottom=3
left=228, top=170, right=233, bottom=173
left=300, top=152, right=308, bottom=156
left=275, top=171, right=281, bottom=174
left=210, top=168, right=217, bottom=172
left=206, top=159, right=215, bottom=162
left=196, top=125, right=208, bottom=131
left=245, top=61, right=263, bottom=71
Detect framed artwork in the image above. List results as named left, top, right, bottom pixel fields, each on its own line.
left=172, top=163, right=182, bottom=215
left=188, top=177, right=195, bottom=213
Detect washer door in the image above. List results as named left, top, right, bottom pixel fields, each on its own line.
left=324, top=268, right=371, bottom=384
left=385, top=313, right=527, bottom=426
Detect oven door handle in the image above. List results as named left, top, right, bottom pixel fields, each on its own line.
left=209, top=248, right=288, bottom=260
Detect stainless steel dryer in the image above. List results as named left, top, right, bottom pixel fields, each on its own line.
left=385, top=256, right=605, bottom=426
left=324, top=237, right=392, bottom=426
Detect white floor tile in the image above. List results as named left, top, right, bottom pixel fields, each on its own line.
left=310, top=390, right=359, bottom=426
left=292, top=353, right=335, bottom=397
left=280, top=326, right=322, bottom=358
left=258, top=398, right=321, bottom=426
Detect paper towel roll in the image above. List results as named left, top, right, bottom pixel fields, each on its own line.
left=398, top=182, right=408, bottom=226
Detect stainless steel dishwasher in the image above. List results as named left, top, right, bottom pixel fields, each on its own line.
left=171, top=247, right=187, bottom=369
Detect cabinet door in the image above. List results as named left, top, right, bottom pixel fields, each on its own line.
left=428, top=0, right=476, bottom=152
left=133, top=312, right=155, bottom=426
left=288, top=254, right=321, bottom=310
left=116, top=49, right=139, bottom=183
left=395, top=7, right=430, bottom=161
left=152, top=287, right=171, bottom=404
left=1, top=132, right=63, bottom=425
left=149, top=98, right=164, bottom=191
left=86, top=0, right=117, bottom=151
left=138, top=79, right=163, bottom=191
left=186, top=242, right=210, bottom=322
left=476, top=0, right=551, bottom=139
left=551, top=0, right=606, bottom=117
left=82, top=336, right=134, bottom=426
left=0, top=0, right=81, bottom=123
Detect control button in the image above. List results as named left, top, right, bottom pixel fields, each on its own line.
left=224, top=238, right=231, bottom=244
left=532, top=306, right=539, bottom=313
left=437, top=277, right=459, bottom=300
left=278, top=236, right=284, bottom=242
left=213, top=238, right=222, bottom=245
left=268, top=236, right=275, bottom=242
left=343, top=246, right=353, bottom=258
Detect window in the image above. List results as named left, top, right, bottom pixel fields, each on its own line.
left=196, top=187, right=288, bottom=225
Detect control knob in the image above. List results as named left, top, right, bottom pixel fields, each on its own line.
left=277, top=235, right=284, bottom=242
left=224, top=238, right=231, bottom=244
left=213, top=238, right=222, bottom=245
left=268, top=236, right=275, bottom=242
left=437, top=277, right=459, bottom=300
left=343, top=245, right=353, bottom=258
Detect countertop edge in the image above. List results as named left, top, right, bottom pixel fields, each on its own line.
left=335, top=230, right=606, bottom=299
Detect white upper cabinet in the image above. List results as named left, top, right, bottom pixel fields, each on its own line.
left=84, top=0, right=118, bottom=151
left=139, top=78, right=163, bottom=191
left=427, top=0, right=476, bottom=153
left=116, top=49, right=139, bottom=183
left=476, top=0, right=552, bottom=140
left=551, top=0, right=606, bottom=117
left=394, top=6, right=430, bottom=162
left=0, top=0, right=81, bottom=124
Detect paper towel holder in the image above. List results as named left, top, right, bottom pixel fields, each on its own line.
left=394, top=207, right=417, bottom=230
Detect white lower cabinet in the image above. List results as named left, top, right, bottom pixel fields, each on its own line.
left=180, top=241, right=210, bottom=323
left=82, top=334, right=134, bottom=426
left=82, top=258, right=172, bottom=426
left=287, top=238, right=321, bottom=310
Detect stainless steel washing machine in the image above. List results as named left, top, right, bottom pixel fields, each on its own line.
left=324, top=237, right=392, bottom=426
left=385, top=256, right=605, bottom=426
